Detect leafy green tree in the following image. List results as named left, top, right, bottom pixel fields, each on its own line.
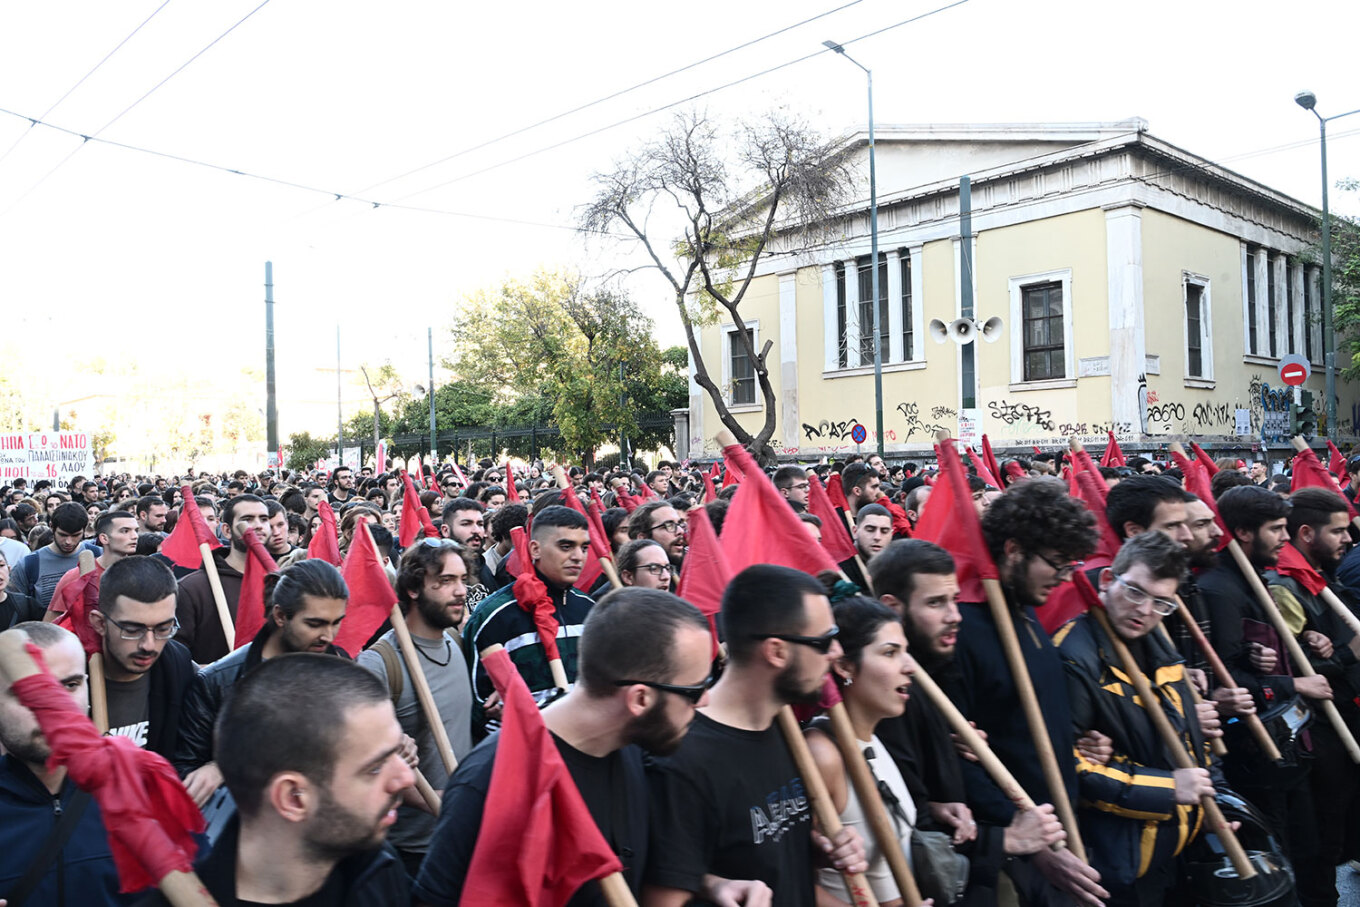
left=1328, top=180, right=1360, bottom=386
left=286, top=431, right=334, bottom=472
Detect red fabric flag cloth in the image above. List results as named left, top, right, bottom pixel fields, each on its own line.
left=701, top=468, right=718, bottom=504
left=675, top=506, right=732, bottom=650
left=718, top=443, right=838, bottom=577
left=460, top=648, right=623, bottom=905
left=1004, top=460, right=1027, bottom=483
left=875, top=494, right=914, bottom=539
left=158, top=485, right=221, bottom=569
left=233, top=529, right=279, bottom=650
left=333, top=522, right=398, bottom=656
left=1071, top=468, right=1120, bottom=565
left=513, top=568, right=563, bottom=663
left=503, top=525, right=530, bottom=579
left=912, top=439, right=1000, bottom=602
left=13, top=642, right=203, bottom=892
left=585, top=498, right=612, bottom=562
left=1291, top=447, right=1358, bottom=518
left=1032, top=446, right=1043, bottom=456
left=1328, top=441, right=1349, bottom=482
left=399, top=471, right=440, bottom=547
left=1100, top=431, right=1126, bottom=468
left=504, top=462, right=522, bottom=504
left=555, top=484, right=603, bottom=592
left=806, top=474, right=857, bottom=563
left=1274, top=543, right=1330, bottom=596
left=1190, top=442, right=1219, bottom=477
left=55, top=569, right=104, bottom=656
left=722, top=455, right=745, bottom=488
left=1039, top=461, right=1118, bottom=633
left=826, top=473, right=850, bottom=512
left=307, top=500, right=342, bottom=566
left=612, top=484, right=641, bottom=513
left=981, top=435, right=1003, bottom=490
left=966, top=446, right=1001, bottom=489
left=1170, top=448, right=1228, bottom=544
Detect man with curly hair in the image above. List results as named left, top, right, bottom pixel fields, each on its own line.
left=946, top=477, right=1107, bottom=907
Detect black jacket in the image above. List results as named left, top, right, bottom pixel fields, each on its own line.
left=1198, top=550, right=1296, bottom=707
left=187, top=815, right=408, bottom=907
left=145, top=639, right=194, bottom=760
left=0, top=589, right=42, bottom=629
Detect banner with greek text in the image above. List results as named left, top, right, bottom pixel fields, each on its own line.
left=0, top=432, right=94, bottom=481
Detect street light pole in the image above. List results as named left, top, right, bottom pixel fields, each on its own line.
left=428, top=327, right=437, bottom=463
left=1295, top=91, right=1360, bottom=437
left=825, top=39, right=884, bottom=458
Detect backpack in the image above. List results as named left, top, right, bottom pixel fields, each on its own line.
left=372, top=637, right=404, bottom=709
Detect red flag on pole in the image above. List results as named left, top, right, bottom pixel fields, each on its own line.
left=806, top=474, right=857, bottom=563
left=1100, top=430, right=1126, bottom=468
left=826, top=473, right=850, bottom=512
left=675, top=506, right=731, bottom=650
left=1274, top=543, right=1330, bottom=596
left=1291, top=447, right=1358, bottom=518
left=399, top=471, right=440, bottom=547
left=56, top=570, right=103, bottom=656
left=12, top=642, right=204, bottom=893
left=1190, top=442, right=1219, bottom=477
left=966, top=446, right=1001, bottom=489
left=981, top=435, right=1003, bottom=490
left=307, top=500, right=342, bottom=566
left=701, top=468, right=718, bottom=504
left=1328, top=441, right=1349, bottom=482
left=503, top=525, right=529, bottom=579
left=460, top=648, right=624, bottom=905
left=513, top=568, right=562, bottom=663
left=613, top=484, right=641, bottom=513
left=555, top=484, right=604, bottom=591
left=913, top=439, right=1000, bottom=602
left=450, top=460, right=469, bottom=488
left=333, top=522, right=398, bottom=656
left=718, top=441, right=838, bottom=576
left=233, top=528, right=279, bottom=650
left=504, top=462, right=522, bottom=503
left=1169, top=446, right=1227, bottom=542
left=159, top=486, right=221, bottom=569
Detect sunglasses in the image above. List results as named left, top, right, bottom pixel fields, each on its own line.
left=749, top=626, right=840, bottom=653
left=613, top=674, right=715, bottom=705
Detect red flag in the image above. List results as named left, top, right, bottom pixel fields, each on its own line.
left=57, top=569, right=104, bottom=656
left=913, top=439, right=999, bottom=602
left=875, top=494, right=914, bottom=539
left=333, top=522, right=398, bottom=656
left=718, top=442, right=838, bottom=576
left=410, top=454, right=424, bottom=489
left=826, top=473, right=850, bottom=511
left=806, top=474, right=857, bottom=563
left=675, top=506, right=731, bottom=650
left=1190, top=442, right=1219, bottom=477
left=513, top=568, right=562, bottom=663
left=555, top=484, right=603, bottom=592
left=613, top=484, right=641, bottom=513
left=159, top=486, right=221, bottom=569
left=981, top=435, right=1003, bottom=490
left=450, top=461, right=469, bottom=488
left=1274, top=543, right=1330, bottom=596
left=701, top=468, right=718, bottom=504
left=1032, top=446, right=1043, bottom=456
left=1004, top=460, right=1027, bottom=483
left=1291, top=447, right=1358, bottom=518
left=966, top=446, right=1001, bottom=489
left=461, top=648, right=623, bottom=905
left=504, top=462, right=522, bottom=504
left=503, top=525, right=529, bottom=579
left=307, top=499, right=342, bottom=566
left=585, top=497, right=612, bottom=560
left=1100, top=431, right=1126, bottom=468
left=722, top=455, right=745, bottom=488
left=1070, top=467, right=1120, bottom=565
left=233, top=528, right=279, bottom=650
left=13, top=642, right=203, bottom=892
left=1328, top=441, right=1349, bottom=482
left=398, top=471, right=439, bottom=547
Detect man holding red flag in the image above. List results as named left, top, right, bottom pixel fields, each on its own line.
left=415, top=587, right=713, bottom=907
left=840, top=462, right=881, bottom=520
left=45, top=510, right=139, bottom=622
left=463, top=506, right=596, bottom=734
left=174, top=494, right=273, bottom=664
left=174, top=560, right=351, bottom=808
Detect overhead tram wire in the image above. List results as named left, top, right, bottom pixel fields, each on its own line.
left=0, top=0, right=173, bottom=168
left=383, top=0, right=972, bottom=206
left=0, top=0, right=273, bottom=217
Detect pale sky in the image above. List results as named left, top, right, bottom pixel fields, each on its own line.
left=1, top=0, right=1356, bottom=438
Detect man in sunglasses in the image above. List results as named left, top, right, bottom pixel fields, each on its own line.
left=644, top=565, right=866, bottom=907
left=1055, top=531, right=1218, bottom=905
left=87, top=556, right=194, bottom=759
left=415, top=587, right=713, bottom=907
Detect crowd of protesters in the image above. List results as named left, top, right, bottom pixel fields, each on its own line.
left=1, top=443, right=1360, bottom=906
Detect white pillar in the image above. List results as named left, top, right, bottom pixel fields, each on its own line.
left=822, top=263, right=839, bottom=372
left=844, top=258, right=862, bottom=367
left=686, top=312, right=704, bottom=456
left=778, top=271, right=800, bottom=451
left=1254, top=251, right=1270, bottom=357
left=1271, top=253, right=1287, bottom=358
left=886, top=248, right=903, bottom=364
left=1291, top=259, right=1305, bottom=357
left=1105, top=203, right=1146, bottom=431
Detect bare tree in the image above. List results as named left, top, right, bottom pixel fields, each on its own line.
left=581, top=109, right=855, bottom=465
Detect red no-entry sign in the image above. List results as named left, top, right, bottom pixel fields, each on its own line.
left=1278, top=354, right=1310, bottom=387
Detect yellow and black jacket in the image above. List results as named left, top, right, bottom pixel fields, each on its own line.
left=1054, top=614, right=1212, bottom=888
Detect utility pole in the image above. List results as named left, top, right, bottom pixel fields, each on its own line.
left=336, top=326, right=343, bottom=469
left=265, top=262, right=278, bottom=465
left=428, top=327, right=437, bottom=463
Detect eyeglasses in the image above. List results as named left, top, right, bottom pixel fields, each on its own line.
left=1113, top=576, right=1179, bottom=617
left=1034, top=551, right=1084, bottom=581
left=648, top=520, right=687, bottom=535
left=635, top=563, right=676, bottom=577
left=102, top=614, right=180, bottom=641
left=784, top=482, right=810, bottom=492
left=613, top=674, right=715, bottom=705
left=749, top=626, right=840, bottom=653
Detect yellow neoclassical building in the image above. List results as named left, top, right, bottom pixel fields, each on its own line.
left=681, top=120, right=1350, bottom=461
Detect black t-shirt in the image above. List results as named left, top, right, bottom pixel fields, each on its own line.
left=105, top=673, right=151, bottom=748
left=413, top=731, right=648, bottom=907
left=645, top=712, right=815, bottom=906
left=238, top=871, right=342, bottom=907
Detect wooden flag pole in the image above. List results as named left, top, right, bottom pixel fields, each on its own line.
left=825, top=702, right=923, bottom=906
left=776, top=706, right=880, bottom=907
left=1172, top=596, right=1281, bottom=762
left=390, top=603, right=458, bottom=775
left=199, top=543, right=235, bottom=649
left=412, top=767, right=441, bottom=816
left=1089, top=607, right=1257, bottom=878
left=77, top=550, right=109, bottom=734
left=837, top=509, right=876, bottom=596
left=1154, top=623, right=1227, bottom=758
left=1226, top=539, right=1360, bottom=763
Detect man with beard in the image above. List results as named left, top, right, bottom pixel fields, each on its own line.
left=174, top=559, right=350, bottom=807
left=175, top=494, right=273, bottom=664
left=11, top=501, right=88, bottom=612
left=643, top=565, right=867, bottom=907
left=949, top=477, right=1108, bottom=907
left=840, top=503, right=892, bottom=594
left=87, top=556, right=194, bottom=759
left=627, top=500, right=686, bottom=573
left=441, top=498, right=495, bottom=600
left=415, top=588, right=712, bottom=906
left=1200, top=484, right=1332, bottom=907
left=1267, top=487, right=1360, bottom=902
left=358, top=540, right=474, bottom=876
left=328, top=466, right=356, bottom=506
left=192, top=654, right=413, bottom=905
left=464, top=506, right=596, bottom=733
left=0, top=621, right=133, bottom=905
left=134, top=494, right=169, bottom=534
left=840, top=462, right=881, bottom=520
